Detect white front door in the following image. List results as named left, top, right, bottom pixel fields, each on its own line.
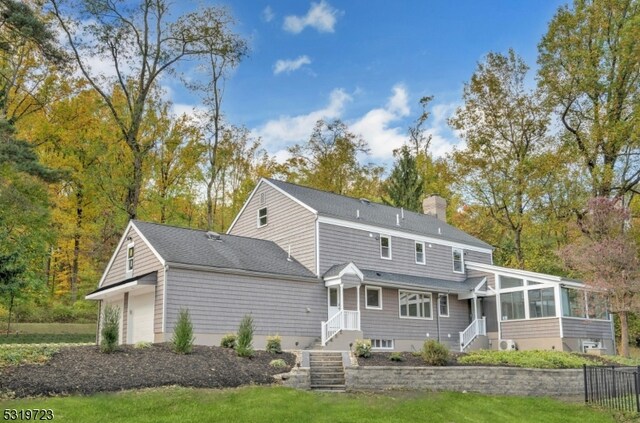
left=128, top=291, right=155, bottom=344
left=328, top=286, right=341, bottom=318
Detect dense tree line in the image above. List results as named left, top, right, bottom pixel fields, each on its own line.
left=0, top=0, right=639, bottom=352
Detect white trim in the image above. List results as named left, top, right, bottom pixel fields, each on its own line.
left=227, top=180, right=262, bottom=233
left=452, top=247, right=464, bottom=274
left=85, top=280, right=154, bottom=300
left=125, top=241, right=135, bottom=276
left=371, top=339, right=394, bottom=350
left=162, top=264, right=167, bottom=333
left=561, top=316, right=612, bottom=323
left=97, top=222, right=166, bottom=288
left=262, top=179, right=318, bottom=214
left=315, top=218, right=320, bottom=276
left=317, top=216, right=493, bottom=254
left=466, top=261, right=574, bottom=285
left=438, top=293, right=449, bottom=317
left=398, top=290, right=433, bottom=320
left=380, top=235, right=392, bottom=260
left=257, top=206, right=268, bottom=228
left=415, top=241, right=425, bottom=265
left=365, top=286, right=383, bottom=310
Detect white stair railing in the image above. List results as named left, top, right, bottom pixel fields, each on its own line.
left=321, top=310, right=360, bottom=346
left=459, top=316, right=486, bottom=352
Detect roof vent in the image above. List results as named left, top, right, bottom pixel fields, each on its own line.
left=356, top=209, right=360, bottom=219
left=206, top=231, right=222, bottom=241
left=359, top=198, right=371, bottom=205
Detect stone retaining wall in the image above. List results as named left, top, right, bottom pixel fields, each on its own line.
left=345, top=366, right=583, bottom=397
left=281, top=367, right=311, bottom=390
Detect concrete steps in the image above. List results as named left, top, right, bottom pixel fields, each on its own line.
left=309, top=351, right=345, bottom=391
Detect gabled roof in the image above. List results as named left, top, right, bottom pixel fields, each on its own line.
left=132, top=221, right=316, bottom=279
left=266, top=178, right=492, bottom=250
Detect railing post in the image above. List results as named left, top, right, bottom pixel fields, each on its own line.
left=583, top=364, right=588, bottom=404
left=636, top=367, right=640, bottom=413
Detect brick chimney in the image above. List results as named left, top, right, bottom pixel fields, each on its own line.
left=422, top=195, right=447, bottom=222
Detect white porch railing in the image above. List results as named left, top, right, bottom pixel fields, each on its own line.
left=321, top=310, right=360, bottom=346
left=459, top=316, right=486, bottom=352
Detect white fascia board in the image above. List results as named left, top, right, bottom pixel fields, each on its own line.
left=473, top=277, right=488, bottom=292
left=131, top=222, right=166, bottom=267
left=86, top=281, right=137, bottom=300
left=338, top=262, right=364, bottom=280
left=466, top=261, right=569, bottom=285
left=262, top=179, right=318, bottom=214
left=97, top=221, right=134, bottom=288
left=317, top=216, right=493, bottom=254
left=227, top=179, right=263, bottom=233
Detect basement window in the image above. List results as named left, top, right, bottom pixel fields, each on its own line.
left=371, top=339, right=394, bottom=350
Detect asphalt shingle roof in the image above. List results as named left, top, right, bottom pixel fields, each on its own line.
left=133, top=220, right=316, bottom=279
left=361, top=269, right=475, bottom=293
left=267, top=179, right=493, bottom=250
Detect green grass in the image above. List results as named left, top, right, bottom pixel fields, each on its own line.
left=0, top=323, right=96, bottom=344
left=459, top=350, right=599, bottom=369
left=6, top=323, right=96, bottom=335
left=0, top=386, right=617, bottom=423
left=0, top=344, right=60, bottom=367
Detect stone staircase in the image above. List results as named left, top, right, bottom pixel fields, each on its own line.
left=309, top=351, right=345, bottom=391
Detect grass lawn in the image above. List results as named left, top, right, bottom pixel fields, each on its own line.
left=0, top=386, right=619, bottom=423
left=0, top=323, right=96, bottom=344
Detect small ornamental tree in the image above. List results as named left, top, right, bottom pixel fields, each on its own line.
left=172, top=308, right=195, bottom=354
left=235, top=314, right=254, bottom=357
left=101, top=305, right=120, bottom=353
left=560, top=197, right=640, bottom=357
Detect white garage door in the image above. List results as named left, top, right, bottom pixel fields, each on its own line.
left=128, top=292, right=155, bottom=344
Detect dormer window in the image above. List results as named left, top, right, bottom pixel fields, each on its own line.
left=452, top=248, right=464, bottom=273
left=257, top=207, right=268, bottom=227
left=126, top=242, right=134, bottom=273
left=380, top=235, right=391, bottom=259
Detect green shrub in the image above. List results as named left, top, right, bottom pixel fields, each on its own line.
left=0, top=345, right=59, bottom=367
left=220, top=333, right=237, bottom=349
left=172, top=308, right=195, bottom=354
left=266, top=335, right=282, bottom=354
left=269, top=358, right=287, bottom=369
left=235, top=314, right=254, bottom=358
left=421, top=340, right=449, bottom=366
left=100, top=305, right=120, bottom=353
left=134, top=341, right=152, bottom=349
left=458, top=350, right=596, bottom=369
left=354, top=339, right=372, bottom=358
left=389, top=352, right=405, bottom=362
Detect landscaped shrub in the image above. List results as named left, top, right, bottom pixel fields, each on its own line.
left=235, top=314, right=254, bottom=358
left=134, top=341, right=152, bottom=349
left=389, top=352, right=405, bottom=362
left=421, top=340, right=449, bottom=366
left=172, top=308, right=195, bottom=354
left=220, top=333, right=237, bottom=349
left=458, top=350, right=599, bottom=369
left=266, top=335, right=282, bottom=354
left=100, top=305, right=120, bottom=353
left=354, top=339, right=372, bottom=358
left=269, top=358, right=287, bottom=369
left=0, top=345, right=59, bottom=366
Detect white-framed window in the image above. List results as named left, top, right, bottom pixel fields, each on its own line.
left=126, top=242, right=134, bottom=273
left=365, top=286, right=382, bottom=310
left=257, top=207, right=268, bottom=227
left=500, top=291, right=525, bottom=320
left=380, top=235, right=391, bottom=259
left=399, top=290, right=432, bottom=319
left=528, top=288, right=556, bottom=318
left=452, top=248, right=464, bottom=273
left=415, top=241, right=425, bottom=264
left=500, top=275, right=524, bottom=289
left=438, top=293, right=449, bottom=317
left=371, top=339, right=394, bottom=349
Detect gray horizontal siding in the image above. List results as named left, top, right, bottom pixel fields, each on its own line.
left=343, top=286, right=471, bottom=350
left=466, top=250, right=492, bottom=265
left=562, top=318, right=613, bottom=339
left=501, top=318, right=561, bottom=339
left=319, top=223, right=492, bottom=280
left=229, top=182, right=317, bottom=274
left=165, top=268, right=326, bottom=337
left=467, top=269, right=495, bottom=289
left=101, top=226, right=164, bottom=334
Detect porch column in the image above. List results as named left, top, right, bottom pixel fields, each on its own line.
left=356, top=285, right=361, bottom=330
left=340, top=284, right=344, bottom=311
left=473, top=296, right=478, bottom=320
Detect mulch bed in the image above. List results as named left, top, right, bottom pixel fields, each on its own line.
left=0, top=344, right=295, bottom=398
left=357, top=351, right=462, bottom=367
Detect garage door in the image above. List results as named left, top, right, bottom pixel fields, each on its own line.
left=128, top=292, right=155, bottom=344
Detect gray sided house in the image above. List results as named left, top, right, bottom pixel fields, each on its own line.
left=88, top=178, right=615, bottom=354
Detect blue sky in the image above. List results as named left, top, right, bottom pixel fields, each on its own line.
left=167, top=1, right=567, bottom=167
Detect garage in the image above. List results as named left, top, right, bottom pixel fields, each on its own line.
left=127, top=291, right=155, bottom=344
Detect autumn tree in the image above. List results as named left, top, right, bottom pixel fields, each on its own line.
left=560, top=197, right=640, bottom=357
left=538, top=0, right=640, bottom=198
left=286, top=119, right=383, bottom=197
left=449, top=50, right=553, bottom=269
left=384, top=145, right=423, bottom=212
left=51, top=0, right=246, bottom=220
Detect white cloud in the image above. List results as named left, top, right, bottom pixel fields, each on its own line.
left=262, top=6, right=275, bottom=22
left=350, top=85, right=411, bottom=159
left=253, top=88, right=351, bottom=151
left=273, top=55, right=312, bottom=75
left=283, top=1, right=340, bottom=34
left=423, top=102, right=464, bottom=158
